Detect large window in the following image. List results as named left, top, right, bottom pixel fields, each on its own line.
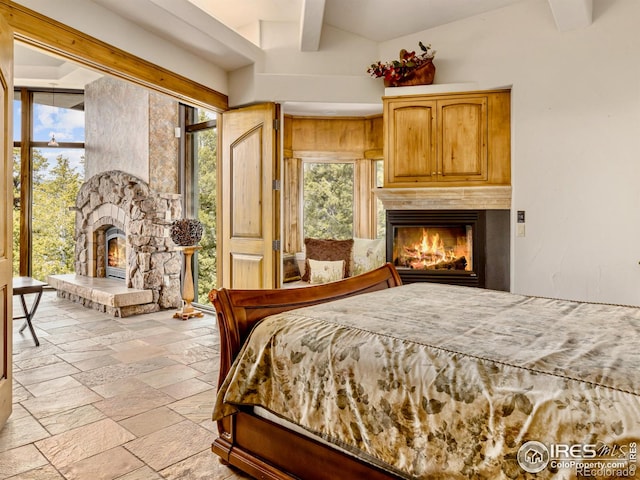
left=182, top=105, right=217, bottom=303
left=303, top=161, right=354, bottom=240
left=13, top=88, right=85, bottom=280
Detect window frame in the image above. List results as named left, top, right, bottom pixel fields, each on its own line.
left=291, top=154, right=381, bottom=251
left=179, top=103, right=218, bottom=307
left=13, top=86, right=86, bottom=276
left=300, top=157, right=356, bottom=243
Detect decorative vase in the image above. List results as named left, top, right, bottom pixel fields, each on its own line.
left=170, top=218, right=203, bottom=246
left=384, top=60, right=436, bottom=87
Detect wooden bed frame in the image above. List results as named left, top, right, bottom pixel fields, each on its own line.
left=209, top=263, right=404, bottom=480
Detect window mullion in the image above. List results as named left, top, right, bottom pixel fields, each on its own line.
left=19, top=87, right=32, bottom=276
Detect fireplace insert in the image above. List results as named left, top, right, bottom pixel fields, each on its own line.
left=387, top=210, right=486, bottom=287
left=105, top=227, right=126, bottom=280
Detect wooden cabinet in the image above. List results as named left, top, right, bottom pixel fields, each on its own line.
left=384, top=90, right=510, bottom=187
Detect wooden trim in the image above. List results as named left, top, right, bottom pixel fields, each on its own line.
left=292, top=150, right=363, bottom=160
left=0, top=1, right=228, bottom=112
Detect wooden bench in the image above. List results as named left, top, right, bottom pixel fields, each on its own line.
left=13, top=277, right=46, bottom=346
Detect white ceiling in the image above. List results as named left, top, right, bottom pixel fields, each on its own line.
left=185, top=0, right=527, bottom=43
left=15, top=0, right=529, bottom=85
left=13, top=0, right=591, bottom=114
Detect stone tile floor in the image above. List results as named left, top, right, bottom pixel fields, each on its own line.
left=0, top=291, right=253, bottom=480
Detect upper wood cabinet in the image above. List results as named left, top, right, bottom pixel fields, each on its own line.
left=383, top=90, right=510, bottom=187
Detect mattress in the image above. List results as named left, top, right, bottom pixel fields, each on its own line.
left=214, top=282, right=640, bottom=479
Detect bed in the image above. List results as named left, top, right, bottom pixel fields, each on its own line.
left=209, top=263, right=640, bottom=480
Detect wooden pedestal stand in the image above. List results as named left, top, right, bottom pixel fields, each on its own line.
left=174, top=245, right=204, bottom=320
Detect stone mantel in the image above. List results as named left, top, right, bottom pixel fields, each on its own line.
left=375, top=186, right=512, bottom=210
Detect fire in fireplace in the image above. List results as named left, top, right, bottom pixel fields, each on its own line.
left=387, top=210, right=486, bottom=287
left=105, top=227, right=126, bottom=279
left=394, top=226, right=473, bottom=271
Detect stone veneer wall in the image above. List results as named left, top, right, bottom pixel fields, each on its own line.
left=85, top=76, right=179, bottom=194
left=73, top=170, right=183, bottom=315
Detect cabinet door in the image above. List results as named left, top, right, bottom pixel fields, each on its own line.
left=385, top=100, right=436, bottom=184
left=437, top=97, right=488, bottom=181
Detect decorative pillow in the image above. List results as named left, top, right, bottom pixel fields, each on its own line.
left=282, top=253, right=301, bottom=283
left=351, top=237, right=386, bottom=276
left=308, top=259, right=345, bottom=285
left=302, top=238, right=354, bottom=282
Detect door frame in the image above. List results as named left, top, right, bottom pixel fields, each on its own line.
left=0, top=6, right=14, bottom=429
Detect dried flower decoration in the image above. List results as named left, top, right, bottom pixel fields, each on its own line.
left=367, top=41, right=436, bottom=86
left=170, top=218, right=203, bottom=246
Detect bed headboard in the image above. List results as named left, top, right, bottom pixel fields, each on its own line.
left=209, top=263, right=402, bottom=386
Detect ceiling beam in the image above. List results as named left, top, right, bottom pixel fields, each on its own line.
left=547, top=0, right=593, bottom=31
left=299, top=0, right=325, bottom=52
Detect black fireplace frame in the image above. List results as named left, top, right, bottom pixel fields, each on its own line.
left=386, top=210, right=486, bottom=287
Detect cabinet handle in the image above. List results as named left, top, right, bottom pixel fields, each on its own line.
left=431, top=172, right=436, bottom=175
left=437, top=172, right=442, bottom=175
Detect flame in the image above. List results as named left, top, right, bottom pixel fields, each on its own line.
left=399, top=228, right=470, bottom=270
left=108, top=238, right=126, bottom=268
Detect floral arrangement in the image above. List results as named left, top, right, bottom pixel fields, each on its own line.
left=367, top=41, right=436, bottom=84
left=170, top=218, right=203, bottom=246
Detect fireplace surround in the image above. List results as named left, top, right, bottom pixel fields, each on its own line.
left=376, top=186, right=511, bottom=291
left=54, top=170, right=184, bottom=315
left=387, top=209, right=509, bottom=290
left=386, top=209, right=509, bottom=290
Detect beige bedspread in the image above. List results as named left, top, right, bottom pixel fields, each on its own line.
left=213, top=283, right=640, bottom=479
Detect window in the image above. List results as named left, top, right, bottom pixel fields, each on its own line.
left=182, top=105, right=217, bottom=303
left=13, top=88, right=85, bottom=280
left=303, top=161, right=354, bottom=240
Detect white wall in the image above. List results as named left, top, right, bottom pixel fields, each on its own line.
left=380, top=0, right=640, bottom=305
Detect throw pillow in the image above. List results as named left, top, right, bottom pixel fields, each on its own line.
left=302, top=238, right=354, bottom=282
left=308, top=259, right=345, bottom=284
left=352, top=237, right=386, bottom=276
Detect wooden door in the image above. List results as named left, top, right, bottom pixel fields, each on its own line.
left=384, top=99, right=436, bottom=185
left=219, top=103, right=280, bottom=289
left=0, top=11, right=14, bottom=428
left=437, top=96, right=488, bottom=182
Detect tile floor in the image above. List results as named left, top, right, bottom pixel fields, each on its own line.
left=1, top=290, right=253, bottom=480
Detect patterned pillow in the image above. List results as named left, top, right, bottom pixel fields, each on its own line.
left=351, top=237, right=386, bottom=276
left=302, top=238, right=354, bottom=282
left=308, top=259, right=345, bottom=285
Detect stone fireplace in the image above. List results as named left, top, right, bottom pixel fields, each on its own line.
left=50, top=170, right=183, bottom=316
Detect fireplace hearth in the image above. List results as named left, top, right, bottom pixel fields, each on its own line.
left=387, top=209, right=509, bottom=290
